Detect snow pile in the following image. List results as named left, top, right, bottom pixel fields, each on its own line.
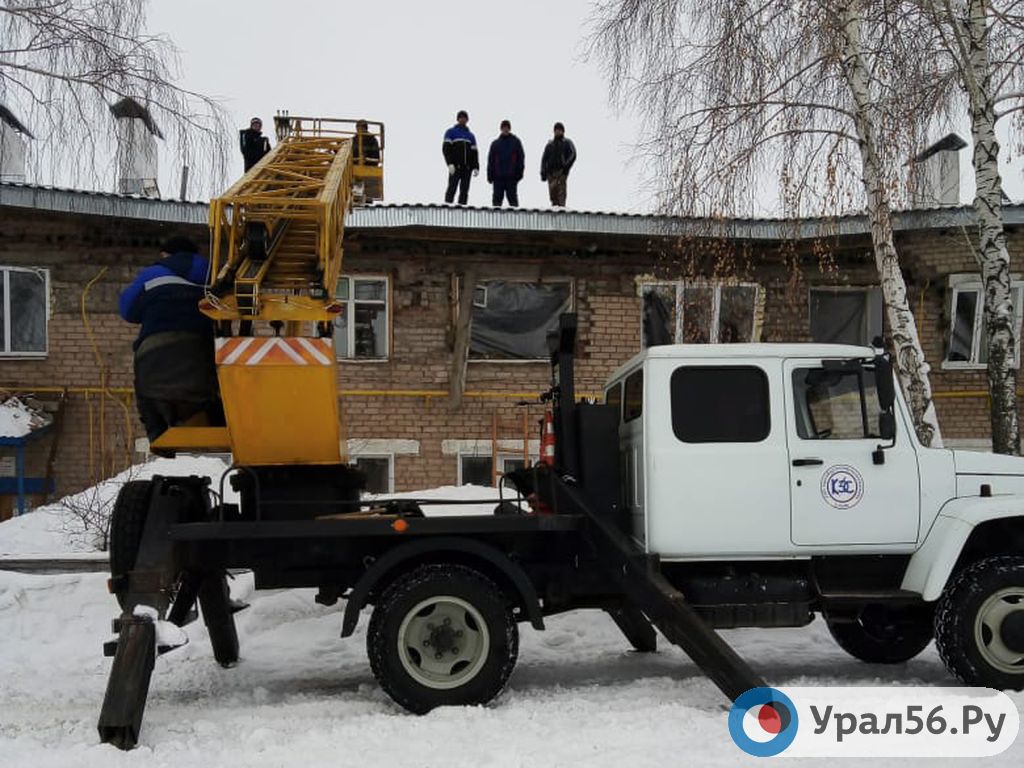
left=0, top=455, right=231, bottom=556
left=0, top=396, right=50, bottom=438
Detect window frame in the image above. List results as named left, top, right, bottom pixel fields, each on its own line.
left=807, top=285, right=883, bottom=346
left=457, top=451, right=537, bottom=487
left=334, top=274, right=391, bottom=362
left=0, top=266, right=49, bottom=358
left=464, top=276, right=575, bottom=363
left=351, top=453, right=395, bottom=494
left=943, top=274, right=1024, bottom=370
left=638, top=280, right=761, bottom=346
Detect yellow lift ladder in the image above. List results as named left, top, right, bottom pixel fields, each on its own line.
left=152, top=116, right=384, bottom=466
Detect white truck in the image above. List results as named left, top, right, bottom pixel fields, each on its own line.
left=604, top=339, right=1024, bottom=689
left=99, top=314, right=1023, bottom=748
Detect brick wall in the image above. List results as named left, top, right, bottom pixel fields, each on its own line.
left=2, top=206, right=1022, bottom=503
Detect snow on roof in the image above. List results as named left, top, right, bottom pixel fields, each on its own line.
left=0, top=397, right=49, bottom=439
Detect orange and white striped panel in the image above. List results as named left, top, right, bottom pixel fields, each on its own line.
left=215, top=337, right=334, bottom=366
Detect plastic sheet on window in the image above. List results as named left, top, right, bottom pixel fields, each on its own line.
left=470, top=281, right=571, bottom=359
left=642, top=287, right=674, bottom=347
left=809, top=288, right=882, bottom=345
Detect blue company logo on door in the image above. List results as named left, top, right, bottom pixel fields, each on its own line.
left=820, top=465, right=864, bottom=509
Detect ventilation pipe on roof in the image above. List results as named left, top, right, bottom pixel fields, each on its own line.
left=110, top=98, right=162, bottom=198
left=910, top=133, right=967, bottom=208
left=0, top=105, right=33, bottom=182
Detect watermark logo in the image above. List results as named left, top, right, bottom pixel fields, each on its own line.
left=728, top=687, right=799, bottom=757
left=821, top=465, right=864, bottom=509
left=728, top=686, right=1019, bottom=757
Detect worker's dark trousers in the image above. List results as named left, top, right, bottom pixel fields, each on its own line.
left=492, top=178, right=519, bottom=207
left=133, top=332, right=222, bottom=442
left=445, top=167, right=473, bottom=204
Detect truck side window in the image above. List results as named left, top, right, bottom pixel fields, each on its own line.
left=793, top=367, right=883, bottom=439
left=624, top=370, right=643, bottom=422
left=670, top=366, right=770, bottom=442
left=605, top=382, right=622, bottom=419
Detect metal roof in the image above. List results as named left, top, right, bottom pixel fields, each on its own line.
left=1, top=180, right=1021, bottom=241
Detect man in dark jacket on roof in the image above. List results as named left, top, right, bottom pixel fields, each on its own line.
left=487, top=119, right=525, bottom=207
left=540, top=122, right=577, bottom=207
left=119, top=236, right=222, bottom=442
left=442, top=110, right=479, bottom=205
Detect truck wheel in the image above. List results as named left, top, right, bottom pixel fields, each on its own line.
left=109, top=480, right=154, bottom=611
left=825, top=604, right=933, bottom=663
left=935, top=555, right=1024, bottom=690
left=367, top=563, right=518, bottom=714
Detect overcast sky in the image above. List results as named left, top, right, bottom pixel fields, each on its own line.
left=146, top=0, right=651, bottom=212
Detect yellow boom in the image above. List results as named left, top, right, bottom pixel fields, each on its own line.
left=151, top=116, right=384, bottom=465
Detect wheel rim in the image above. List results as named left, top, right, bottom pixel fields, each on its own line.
left=974, top=587, right=1024, bottom=674
left=397, top=595, right=490, bottom=690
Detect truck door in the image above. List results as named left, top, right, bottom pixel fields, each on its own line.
left=785, top=358, right=920, bottom=546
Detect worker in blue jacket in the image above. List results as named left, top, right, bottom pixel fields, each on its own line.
left=487, top=120, right=525, bottom=207
left=442, top=110, right=479, bottom=205
left=119, top=236, right=222, bottom=441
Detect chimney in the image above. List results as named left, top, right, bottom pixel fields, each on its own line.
left=0, top=104, right=33, bottom=182
left=910, top=133, right=967, bottom=208
left=110, top=98, right=162, bottom=198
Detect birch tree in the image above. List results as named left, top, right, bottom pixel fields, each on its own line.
left=915, top=0, right=1024, bottom=453
left=0, top=0, right=228, bottom=194
left=590, top=0, right=945, bottom=446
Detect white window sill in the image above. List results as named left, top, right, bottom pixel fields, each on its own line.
left=941, top=360, right=1020, bottom=371
left=337, top=357, right=390, bottom=364
left=0, top=353, right=48, bottom=360
left=468, top=358, right=550, bottom=365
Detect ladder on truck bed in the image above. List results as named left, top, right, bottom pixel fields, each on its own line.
left=524, top=313, right=766, bottom=700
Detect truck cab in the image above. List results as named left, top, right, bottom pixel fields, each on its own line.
left=605, top=343, right=1024, bottom=688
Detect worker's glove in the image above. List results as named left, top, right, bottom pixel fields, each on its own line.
left=447, top=164, right=456, bottom=175
left=472, top=168, right=479, bottom=177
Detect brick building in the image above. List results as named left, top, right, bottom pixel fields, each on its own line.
left=1, top=180, right=1023, bottom=506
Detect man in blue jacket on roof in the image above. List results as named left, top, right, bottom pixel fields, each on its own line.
left=119, top=236, right=222, bottom=442
left=442, top=110, right=479, bottom=205
left=487, top=119, right=525, bottom=207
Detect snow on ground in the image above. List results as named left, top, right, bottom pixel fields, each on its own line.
left=0, top=456, right=231, bottom=556
left=1, top=569, right=1022, bottom=767
left=1, top=462, right=1022, bottom=766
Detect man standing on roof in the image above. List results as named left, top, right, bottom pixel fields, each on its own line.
left=352, top=119, right=380, bottom=166
left=540, top=122, right=577, bottom=207
left=239, top=117, right=271, bottom=172
left=487, top=119, right=525, bottom=208
left=119, top=236, right=222, bottom=442
left=442, top=110, right=479, bottom=205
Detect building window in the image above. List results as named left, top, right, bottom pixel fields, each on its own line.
left=334, top=275, right=389, bottom=360
left=641, top=281, right=759, bottom=346
left=458, top=453, right=533, bottom=487
left=809, top=287, right=883, bottom=346
left=353, top=455, right=393, bottom=494
left=469, top=279, right=573, bottom=360
left=670, top=366, right=770, bottom=443
left=0, top=266, right=48, bottom=357
left=945, top=276, right=1024, bottom=368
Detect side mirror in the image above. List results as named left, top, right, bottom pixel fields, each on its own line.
left=878, top=411, right=896, bottom=441
left=874, top=355, right=896, bottom=411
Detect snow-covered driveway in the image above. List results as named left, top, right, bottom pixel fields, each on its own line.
left=1, top=568, right=1022, bottom=767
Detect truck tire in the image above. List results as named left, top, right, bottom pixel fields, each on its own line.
left=109, top=480, right=155, bottom=611
left=825, top=604, right=933, bottom=664
left=367, top=563, right=518, bottom=714
left=935, top=555, right=1024, bottom=690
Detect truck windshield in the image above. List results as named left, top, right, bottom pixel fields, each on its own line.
left=792, top=366, right=883, bottom=440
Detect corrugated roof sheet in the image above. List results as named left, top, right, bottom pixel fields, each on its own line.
left=1, top=181, right=1021, bottom=240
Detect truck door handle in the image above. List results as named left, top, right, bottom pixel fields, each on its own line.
left=792, top=458, right=824, bottom=466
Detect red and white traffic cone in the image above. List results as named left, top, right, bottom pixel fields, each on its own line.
left=540, top=410, right=556, bottom=466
